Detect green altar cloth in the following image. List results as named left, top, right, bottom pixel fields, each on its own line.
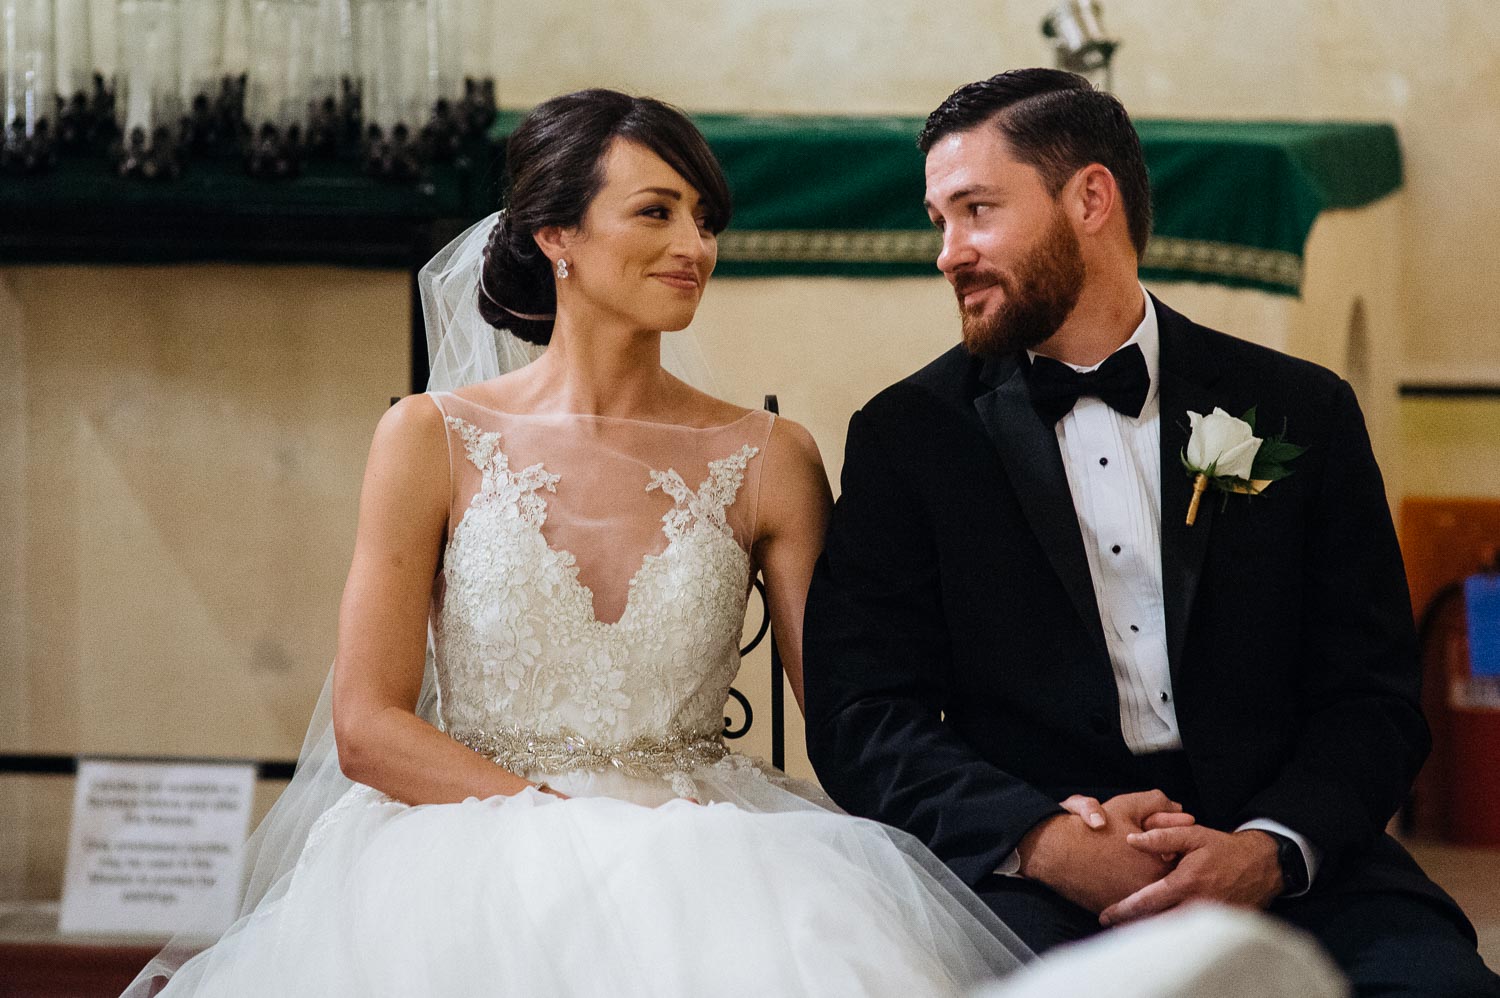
left=1135, top=120, right=1403, bottom=293
left=489, top=112, right=1403, bottom=295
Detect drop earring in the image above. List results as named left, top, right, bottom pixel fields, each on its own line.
left=556, top=258, right=569, bottom=279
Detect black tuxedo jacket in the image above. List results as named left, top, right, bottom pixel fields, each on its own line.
left=803, top=296, right=1428, bottom=889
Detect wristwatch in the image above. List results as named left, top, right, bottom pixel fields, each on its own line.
left=1266, top=831, right=1309, bottom=895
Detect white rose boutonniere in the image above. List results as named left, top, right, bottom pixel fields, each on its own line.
left=1181, top=406, right=1305, bottom=525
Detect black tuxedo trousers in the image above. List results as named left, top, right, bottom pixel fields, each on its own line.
left=804, top=298, right=1498, bottom=995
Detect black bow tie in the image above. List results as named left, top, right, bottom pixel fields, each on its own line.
left=1026, top=343, right=1150, bottom=424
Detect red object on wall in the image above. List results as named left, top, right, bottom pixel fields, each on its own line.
left=1401, top=497, right=1500, bottom=846
left=1448, top=707, right=1500, bottom=846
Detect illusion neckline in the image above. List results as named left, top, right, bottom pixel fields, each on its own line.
left=434, top=391, right=765, bottom=433
left=443, top=437, right=754, bottom=629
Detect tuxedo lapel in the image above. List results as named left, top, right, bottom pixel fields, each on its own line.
left=973, top=357, right=1109, bottom=660
left=1155, top=299, right=1225, bottom=684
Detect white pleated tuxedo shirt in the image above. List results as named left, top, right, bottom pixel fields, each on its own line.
left=999, top=290, right=1318, bottom=890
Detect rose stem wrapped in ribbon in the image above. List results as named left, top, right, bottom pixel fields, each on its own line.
left=1181, top=407, right=1305, bottom=526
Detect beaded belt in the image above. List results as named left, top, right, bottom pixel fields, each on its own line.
left=453, top=726, right=727, bottom=779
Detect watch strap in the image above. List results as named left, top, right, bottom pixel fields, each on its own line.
left=1266, top=831, right=1309, bottom=895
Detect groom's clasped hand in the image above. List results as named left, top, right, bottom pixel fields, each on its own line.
left=1038, top=791, right=1283, bottom=925
left=1019, top=790, right=1201, bottom=920
left=1098, top=822, right=1285, bottom=927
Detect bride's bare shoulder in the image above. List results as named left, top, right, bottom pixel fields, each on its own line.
left=751, top=414, right=831, bottom=550
left=669, top=380, right=757, bottom=427
left=359, top=395, right=450, bottom=517
left=372, top=393, right=449, bottom=462
left=380, top=392, right=448, bottom=435
left=445, top=370, right=535, bottom=413
left=763, top=415, right=826, bottom=480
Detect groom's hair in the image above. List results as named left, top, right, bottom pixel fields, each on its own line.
left=919, top=69, right=1153, bottom=257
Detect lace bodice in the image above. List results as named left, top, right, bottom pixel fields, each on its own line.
left=427, top=393, right=775, bottom=773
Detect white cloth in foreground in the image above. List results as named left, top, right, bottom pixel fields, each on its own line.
left=143, top=394, right=1028, bottom=997
left=972, top=904, right=1348, bottom=998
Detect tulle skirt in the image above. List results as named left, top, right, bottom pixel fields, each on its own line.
left=153, top=756, right=1028, bottom=997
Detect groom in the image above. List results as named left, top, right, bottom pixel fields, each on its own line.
left=803, top=68, right=1498, bottom=994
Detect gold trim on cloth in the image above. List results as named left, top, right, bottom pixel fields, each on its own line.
left=1142, top=237, right=1303, bottom=288
left=453, top=727, right=728, bottom=778
left=719, top=229, right=942, bottom=263
left=718, top=229, right=1303, bottom=290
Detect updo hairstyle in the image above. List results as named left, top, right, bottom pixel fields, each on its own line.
left=478, top=89, right=733, bottom=345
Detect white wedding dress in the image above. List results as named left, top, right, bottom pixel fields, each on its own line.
left=145, top=392, right=1028, bottom=997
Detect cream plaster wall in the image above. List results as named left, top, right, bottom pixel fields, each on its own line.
left=1, top=265, right=407, bottom=898
left=1402, top=399, right=1500, bottom=499
left=1, top=264, right=407, bottom=758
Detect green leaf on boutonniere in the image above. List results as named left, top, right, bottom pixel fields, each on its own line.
left=1180, top=406, right=1306, bottom=523
left=1247, top=417, right=1306, bottom=484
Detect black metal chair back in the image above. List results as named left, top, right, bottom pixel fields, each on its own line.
left=723, top=395, right=786, bottom=771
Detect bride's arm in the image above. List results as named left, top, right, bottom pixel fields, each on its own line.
left=751, top=417, right=834, bottom=714
left=331, top=395, right=545, bottom=804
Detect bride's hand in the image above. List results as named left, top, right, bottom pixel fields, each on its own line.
left=530, top=781, right=570, bottom=800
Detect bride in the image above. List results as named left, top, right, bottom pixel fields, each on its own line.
left=127, top=89, right=1031, bottom=996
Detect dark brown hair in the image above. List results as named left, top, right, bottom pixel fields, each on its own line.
left=479, top=90, right=732, bottom=345
left=918, top=68, right=1152, bottom=256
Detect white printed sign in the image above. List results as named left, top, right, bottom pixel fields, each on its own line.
left=59, top=758, right=256, bottom=937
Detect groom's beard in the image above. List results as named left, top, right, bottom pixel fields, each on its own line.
left=956, top=205, right=1086, bottom=359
